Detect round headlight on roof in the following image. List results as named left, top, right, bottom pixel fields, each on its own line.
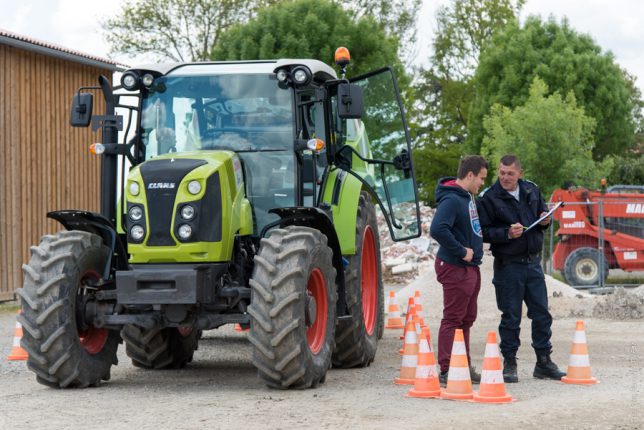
left=292, top=66, right=311, bottom=85
left=276, top=68, right=288, bottom=82
left=121, top=71, right=140, bottom=91
left=141, top=73, right=154, bottom=87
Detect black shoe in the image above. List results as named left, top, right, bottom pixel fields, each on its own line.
left=439, top=371, right=448, bottom=385
left=534, top=354, right=566, bottom=380
left=503, top=357, right=519, bottom=383
left=469, top=366, right=481, bottom=385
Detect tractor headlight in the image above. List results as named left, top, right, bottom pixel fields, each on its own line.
left=129, top=181, right=140, bottom=196
left=121, top=71, right=139, bottom=91
left=292, top=66, right=311, bottom=85
left=181, top=205, right=195, bottom=220
left=130, top=225, right=145, bottom=241
left=178, top=224, right=192, bottom=240
left=276, top=68, right=288, bottom=82
left=188, top=180, right=202, bottom=195
left=129, top=205, right=144, bottom=221
left=141, top=73, right=154, bottom=87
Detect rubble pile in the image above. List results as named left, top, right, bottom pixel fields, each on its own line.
left=593, top=286, right=644, bottom=320
left=377, top=204, right=437, bottom=284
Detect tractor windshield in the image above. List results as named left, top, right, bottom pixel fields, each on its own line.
left=140, top=74, right=294, bottom=159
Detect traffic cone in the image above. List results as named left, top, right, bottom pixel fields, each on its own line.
left=414, top=290, right=424, bottom=319
left=400, top=314, right=421, bottom=355
left=400, top=297, right=416, bottom=339
left=406, top=326, right=441, bottom=398
left=7, top=311, right=28, bottom=361
left=234, top=323, right=250, bottom=332
left=562, top=320, right=598, bottom=385
left=394, top=319, right=418, bottom=385
left=473, top=331, right=513, bottom=404
left=441, top=329, right=474, bottom=400
left=385, top=291, right=404, bottom=329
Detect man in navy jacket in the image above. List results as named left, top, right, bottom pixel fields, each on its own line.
left=477, top=155, right=566, bottom=383
left=430, top=155, right=488, bottom=384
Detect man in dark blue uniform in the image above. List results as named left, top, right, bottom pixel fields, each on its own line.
left=477, top=155, right=565, bottom=383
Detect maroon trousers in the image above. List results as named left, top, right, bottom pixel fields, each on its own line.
left=435, top=257, right=481, bottom=373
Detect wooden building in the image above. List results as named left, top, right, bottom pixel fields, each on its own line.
left=0, top=30, right=122, bottom=301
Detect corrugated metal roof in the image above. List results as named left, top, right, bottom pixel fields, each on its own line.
left=0, top=28, right=126, bottom=71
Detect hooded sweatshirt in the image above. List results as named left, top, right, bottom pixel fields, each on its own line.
left=429, top=177, right=483, bottom=266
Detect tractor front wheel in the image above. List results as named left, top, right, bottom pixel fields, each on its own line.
left=248, top=226, right=337, bottom=389
left=17, top=231, right=119, bottom=388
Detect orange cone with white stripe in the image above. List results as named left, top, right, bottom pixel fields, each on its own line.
left=473, top=332, right=513, bottom=403
left=400, top=314, right=421, bottom=355
left=441, top=329, right=474, bottom=400
left=7, top=311, right=28, bottom=361
left=385, top=291, right=404, bottom=329
left=413, top=290, right=424, bottom=319
left=394, top=319, right=418, bottom=385
left=406, top=326, right=441, bottom=398
left=562, top=320, right=598, bottom=385
left=400, top=298, right=416, bottom=339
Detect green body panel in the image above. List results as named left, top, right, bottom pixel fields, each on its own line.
left=126, top=151, right=252, bottom=263
left=321, top=169, right=362, bottom=255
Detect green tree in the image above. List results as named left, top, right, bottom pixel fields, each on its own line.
left=410, top=0, right=524, bottom=205
left=102, top=0, right=279, bottom=61
left=470, top=16, right=639, bottom=160
left=608, top=155, right=644, bottom=186
left=481, top=77, right=613, bottom=195
left=211, top=0, right=402, bottom=77
left=335, top=0, right=421, bottom=63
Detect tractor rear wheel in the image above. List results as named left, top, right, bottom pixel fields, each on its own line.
left=17, top=231, right=119, bottom=388
left=563, top=247, right=609, bottom=286
left=248, top=226, right=336, bottom=389
left=121, top=325, right=198, bottom=369
left=333, top=192, right=384, bottom=368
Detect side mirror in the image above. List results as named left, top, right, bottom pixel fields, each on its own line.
left=337, top=83, right=363, bottom=119
left=70, top=92, right=93, bottom=127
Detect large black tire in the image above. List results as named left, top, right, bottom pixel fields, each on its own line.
left=121, top=325, right=198, bottom=369
left=563, top=247, right=609, bottom=286
left=333, top=192, right=384, bottom=368
left=248, top=226, right=337, bottom=389
left=17, top=231, right=120, bottom=388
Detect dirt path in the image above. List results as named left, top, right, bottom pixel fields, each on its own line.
left=1, top=258, right=643, bottom=430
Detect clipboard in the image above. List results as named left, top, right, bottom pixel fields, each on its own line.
left=523, top=201, right=564, bottom=233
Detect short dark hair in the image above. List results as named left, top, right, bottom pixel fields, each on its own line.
left=457, top=155, right=488, bottom=179
left=500, top=154, right=522, bottom=170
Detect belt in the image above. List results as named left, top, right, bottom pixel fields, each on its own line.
left=498, top=253, right=540, bottom=265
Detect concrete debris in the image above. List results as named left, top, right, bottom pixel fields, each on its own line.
left=378, top=204, right=436, bottom=284
left=593, top=286, right=644, bottom=320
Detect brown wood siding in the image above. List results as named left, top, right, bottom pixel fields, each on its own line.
left=0, top=44, right=111, bottom=301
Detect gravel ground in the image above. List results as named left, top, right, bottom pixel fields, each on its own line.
left=1, top=255, right=643, bottom=430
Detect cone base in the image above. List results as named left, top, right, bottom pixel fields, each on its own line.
left=385, top=323, right=404, bottom=329
left=406, top=388, right=442, bottom=398
left=473, top=392, right=513, bottom=404
left=441, top=391, right=474, bottom=400
left=561, top=376, right=598, bottom=385
left=7, top=348, right=28, bottom=361
left=394, top=377, right=416, bottom=385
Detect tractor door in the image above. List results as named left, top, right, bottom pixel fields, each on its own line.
left=332, top=68, right=421, bottom=241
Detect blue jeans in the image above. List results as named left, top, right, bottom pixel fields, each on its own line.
left=492, top=258, right=552, bottom=358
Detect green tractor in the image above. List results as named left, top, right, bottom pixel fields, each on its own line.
left=18, top=49, right=421, bottom=388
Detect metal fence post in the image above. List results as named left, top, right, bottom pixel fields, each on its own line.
left=598, top=199, right=604, bottom=289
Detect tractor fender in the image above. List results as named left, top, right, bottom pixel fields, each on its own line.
left=320, top=169, right=363, bottom=255
left=47, top=210, right=128, bottom=278
left=266, top=207, right=346, bottom=311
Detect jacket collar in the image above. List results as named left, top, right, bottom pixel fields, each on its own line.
left=492, top=179, right=532, bottom=199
